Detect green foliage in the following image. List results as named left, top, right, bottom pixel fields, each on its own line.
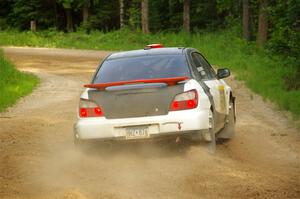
left=0, top=50, right=39, bottom=112
left=88, top=0, right=119, bottom=31
left=6, top=0, right=58, bottom=30
left=0, top=0, right=243, bottom=32
left=191, top=1, right=223, bottom=30
left=268, top=0, right=300, bottom=59
left=0, top=17, right=8, bottom=30
left=149, top=0, right=169, bottom=31
left=166, top=0, right=182, bottom=31
left=267, top=0, right=300, bottom=90
left=128, top=0, right=141, bottom=30
left=0, top=0, right=12, bottom=30
left=8, top=0, right=40, bottom=29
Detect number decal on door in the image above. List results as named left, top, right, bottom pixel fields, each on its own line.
left=218, top=85, right=226, bottom=113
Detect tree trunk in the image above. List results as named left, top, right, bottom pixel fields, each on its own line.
left=183, top=0, right=190, bottom=33
left=30, top=20, right=36, bottom=32
left=141, top=0, right=149, bottom=34
left=257, top=0, right=268, bottom=47
left=66, top=8, right=73, bottom=32
left=120, top=0, right=124, bottom=28
left=83, top=6, right=89, bottom=24
left=242, top=0, right=251, bottom=41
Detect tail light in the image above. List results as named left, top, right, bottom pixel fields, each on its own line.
left=79, top=98, right=104, bottom=117
left=170, top=89, right=198, bottom=111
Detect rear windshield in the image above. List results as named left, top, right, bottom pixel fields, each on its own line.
left=93, top=55, right=190, bottom=83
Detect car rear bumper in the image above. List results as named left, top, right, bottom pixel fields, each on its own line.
left=74, top=109, right=210, bottom=141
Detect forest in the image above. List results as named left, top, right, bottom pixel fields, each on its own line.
left=0, top=0, right=299, bottom=116
left=0, top=0, right=299, bottom=57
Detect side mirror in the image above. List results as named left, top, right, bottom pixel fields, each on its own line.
left=217, top=68, right=230, bottom=79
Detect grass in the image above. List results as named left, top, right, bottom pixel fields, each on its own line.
left=0, top=50, right=39, bottom=112
left=0, top=28, right=299, bottom=118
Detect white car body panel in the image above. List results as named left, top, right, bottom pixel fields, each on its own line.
left=204, top=79, right=231, bottom=115
left=74, top=108, right=210, bottom=140
left=75, top=79, right=213, bottom=140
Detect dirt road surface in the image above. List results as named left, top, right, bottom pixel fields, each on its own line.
left=1, top=47, right=299, bottom=199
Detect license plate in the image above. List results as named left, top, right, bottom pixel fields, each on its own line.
left=126, top=125, right=149, bottom=139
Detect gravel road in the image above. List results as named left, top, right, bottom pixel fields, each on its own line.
left=0, top=47, right=299, bottom=199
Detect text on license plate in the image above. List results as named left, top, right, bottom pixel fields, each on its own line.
left=126, top=125, right=149, bottom=139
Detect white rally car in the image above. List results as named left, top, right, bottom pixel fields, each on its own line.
left=74, top=44, right=236, bottom=151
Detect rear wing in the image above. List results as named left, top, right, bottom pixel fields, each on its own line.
left=84, top=77, right=189, bottom=91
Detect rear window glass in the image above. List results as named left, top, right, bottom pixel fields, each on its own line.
left=93, top=55, right=190, bottom=83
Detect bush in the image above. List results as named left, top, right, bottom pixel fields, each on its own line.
left=0, top=50, right=39, bottom=112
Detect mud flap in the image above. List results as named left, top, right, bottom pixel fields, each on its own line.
left=203, top=131, right=216, bottom=153
left=202, top=111, right=216, bottom=153
left=217, top=101, right=236, bottom=139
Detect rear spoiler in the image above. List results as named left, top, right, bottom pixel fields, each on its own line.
left=84, top=76, right=189, bottom=91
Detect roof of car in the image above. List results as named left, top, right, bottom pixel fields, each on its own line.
left=107, top=47, right=186, bottom=60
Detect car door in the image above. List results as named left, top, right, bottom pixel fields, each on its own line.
left=190, top=52, right=229, bottom=130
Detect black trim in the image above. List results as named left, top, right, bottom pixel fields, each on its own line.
left=91, top=53, right=113, bottom=84
left=184, top=48, right=215, bottom=111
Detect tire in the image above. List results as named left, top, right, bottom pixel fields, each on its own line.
left=217, top=101, right=236, bottom=140
left=202, top=110, right=216, bottom=153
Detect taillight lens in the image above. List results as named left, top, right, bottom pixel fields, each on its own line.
left=79, top=98, right=104, bottom=117
left=170, top=90, right=198, bottom=111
